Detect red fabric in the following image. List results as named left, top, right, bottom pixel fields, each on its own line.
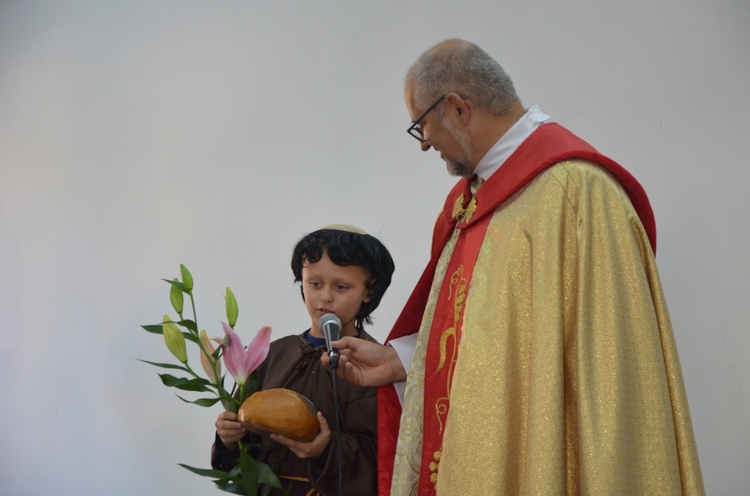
left=418, top=210, right=494, bottom=495
left=376, top=123, right=656, bottom=495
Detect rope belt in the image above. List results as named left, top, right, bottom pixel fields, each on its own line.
left=278, top=474, right=322, bottom=496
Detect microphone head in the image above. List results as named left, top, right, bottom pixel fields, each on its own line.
left=318, top=313, right=342, bottom=367
left=318, top=313, right=342, bottom=340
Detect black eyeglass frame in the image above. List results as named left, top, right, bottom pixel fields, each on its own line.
left=406, top=94, right=447, bottom=142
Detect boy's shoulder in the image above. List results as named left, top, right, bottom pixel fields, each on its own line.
left=267, top=328, right=380, bottom=353
left=358, top=329, right=381, bottom=344
left=269, top=332, right=307, bottom=350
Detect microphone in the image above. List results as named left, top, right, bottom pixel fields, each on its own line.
left=318, top=313, right=342, bottom=368
left=317, top=313, right=345, bottom=496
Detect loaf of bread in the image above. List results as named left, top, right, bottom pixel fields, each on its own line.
left=238, top=388, right=320, bottom=442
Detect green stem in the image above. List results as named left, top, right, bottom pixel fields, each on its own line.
left=236, top=383, right=245, bottom=414
left=184, top=361, right=200, bottom=379
left=189, top=291, right=199, bottom=337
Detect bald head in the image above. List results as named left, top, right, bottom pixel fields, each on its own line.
left=405, top=38, right=520, bottom=117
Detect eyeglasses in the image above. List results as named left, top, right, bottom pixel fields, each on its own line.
left=406, top=94, right=446, bottom=142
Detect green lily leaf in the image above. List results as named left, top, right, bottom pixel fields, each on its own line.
left=239, top=450, right=259, bottom=496
left=177, top=319, right=199, bottom=334
left=176, top=395, right=222, bottom=407
left=158, top=374, right=213, bottom=392
left=144, top=322, right=199, bottom=344
left=216, top=483, right=250, bottom=495
left=141, top=324, right=164, bottom=335
left=137, top=359, right=189, bottom=372
left=158, top=373, right=190, bottom=387
left=256, top=461, right=283, bottom=489
left=162, top=278, right=188, bottom=293
left=178, top=463, right=232, bottom=480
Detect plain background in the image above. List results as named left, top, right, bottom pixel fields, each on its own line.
left=1, top=1, right=748, bottom=495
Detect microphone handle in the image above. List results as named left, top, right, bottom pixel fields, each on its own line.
left=329, top=346, right=340, bottom=368
left=323, top=323, right=341, bottom=368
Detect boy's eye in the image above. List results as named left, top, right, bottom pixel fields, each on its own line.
left=336, top=285, right=349, bottom=291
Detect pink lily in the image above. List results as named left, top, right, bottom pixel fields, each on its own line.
left=221, top=322, right=271, bottom=386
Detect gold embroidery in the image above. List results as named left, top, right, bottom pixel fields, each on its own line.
left=435, top=263, right=468, bottom=439
left=436, top=327, right=456, bottom=373
left=429, top=451, right=441, bottom=485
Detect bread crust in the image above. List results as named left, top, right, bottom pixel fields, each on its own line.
left=238, top=388, right=320, bottom=442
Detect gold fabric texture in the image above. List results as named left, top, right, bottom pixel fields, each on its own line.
left=392, top=161, right=704, bottom=495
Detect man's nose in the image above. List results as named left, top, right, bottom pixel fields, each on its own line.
left=421, top=141, right=432, bottom=152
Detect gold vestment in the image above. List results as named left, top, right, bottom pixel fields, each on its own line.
left=391, top=161, right=704, bottom=495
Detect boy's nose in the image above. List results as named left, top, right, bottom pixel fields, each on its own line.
left=321, top=288, right=334, bottom=303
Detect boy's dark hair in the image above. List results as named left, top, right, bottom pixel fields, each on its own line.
left=291, top=228, right=395, bottom=329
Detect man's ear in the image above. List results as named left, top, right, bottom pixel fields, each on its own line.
left=445, top=92, right=471, bottom=126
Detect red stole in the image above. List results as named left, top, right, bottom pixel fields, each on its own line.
left=377, top=123, right=656, bottom=496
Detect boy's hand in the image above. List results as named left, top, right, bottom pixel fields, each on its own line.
left=270, top=412, right=331, bottom=459
left=321, top=336, right=406, bottom=387
left=215, top=411, right=246, bottom=450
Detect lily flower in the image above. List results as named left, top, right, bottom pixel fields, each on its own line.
left=221, top=322, right=271, bottom=386
left=199, top=330, right=222, bottom=384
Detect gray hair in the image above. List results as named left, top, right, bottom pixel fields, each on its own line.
left=405, top=39, right=519, bottom=115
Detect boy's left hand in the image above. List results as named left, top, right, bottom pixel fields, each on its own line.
left=270, top=411, right=331, bottom=459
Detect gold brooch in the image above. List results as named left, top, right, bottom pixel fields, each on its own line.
left=452, top=194, right=477, bottom=224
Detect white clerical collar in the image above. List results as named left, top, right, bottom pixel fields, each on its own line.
left=473, top=105, right=551, bottom=181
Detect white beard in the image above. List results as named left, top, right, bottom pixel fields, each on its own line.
left=441, top=119, right=474, bottom=178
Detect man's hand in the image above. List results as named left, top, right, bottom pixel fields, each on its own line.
left=321, top=336, right=406, bottom=387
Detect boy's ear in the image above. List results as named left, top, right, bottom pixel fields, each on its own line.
left=364, top=281, right=376, bottom=303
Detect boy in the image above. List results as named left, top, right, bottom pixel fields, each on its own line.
left=211, top=224, right=395, bottom=496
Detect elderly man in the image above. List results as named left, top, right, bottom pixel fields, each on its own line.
left=326, top=38, right=704, bottom=496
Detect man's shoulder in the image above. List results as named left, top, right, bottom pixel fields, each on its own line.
left=521, top=159, right=628, bottom=201
left=546, top=159, right=624, bottom=181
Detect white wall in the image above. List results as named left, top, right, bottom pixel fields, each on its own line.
left=1, top=1, right=747, bottom=494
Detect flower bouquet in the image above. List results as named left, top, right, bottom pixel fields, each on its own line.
left=140, top=264, right=282, bottom=495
